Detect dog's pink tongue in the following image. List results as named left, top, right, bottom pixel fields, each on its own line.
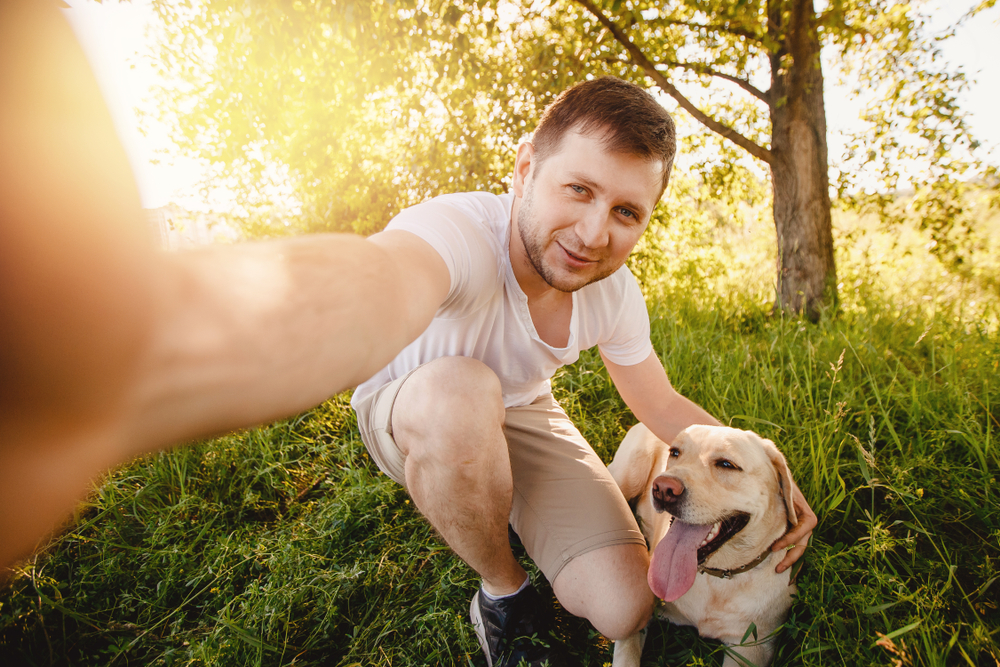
left=648, top=521, right=713, bottom=601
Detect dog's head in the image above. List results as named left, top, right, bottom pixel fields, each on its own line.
left=609, top=424, right=797, bottom=602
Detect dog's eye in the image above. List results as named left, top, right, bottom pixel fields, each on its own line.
left=716, top=459, right=742, bottom=471
left=669, top=447, right=681, bottom=457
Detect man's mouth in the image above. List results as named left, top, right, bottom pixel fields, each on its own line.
left=558, top=243, right=597, bottom=265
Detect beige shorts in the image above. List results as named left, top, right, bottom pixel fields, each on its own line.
left=353, top=368, right=645, bottom=583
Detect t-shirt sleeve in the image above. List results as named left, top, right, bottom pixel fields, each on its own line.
left=597, top=267, right=653, bottom=366
left=385, top=198, right=502, bottom=318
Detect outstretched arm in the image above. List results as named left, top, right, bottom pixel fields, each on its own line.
left=127, top=230, right=448, bottom=455
left=0, top=0, right=448, bottom=572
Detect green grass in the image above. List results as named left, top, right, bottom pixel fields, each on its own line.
left=1, top=204, right=998, bottom=666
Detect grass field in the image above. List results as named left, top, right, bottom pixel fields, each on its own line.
left=1, top=201, right=998, bottom=666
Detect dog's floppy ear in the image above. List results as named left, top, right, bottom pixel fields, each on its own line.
left=762, top=438, right=798, bottom=526
left=608, top=424, right=665, bottom=501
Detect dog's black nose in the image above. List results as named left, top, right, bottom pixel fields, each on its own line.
left=652, top=475, right=684, bottom=511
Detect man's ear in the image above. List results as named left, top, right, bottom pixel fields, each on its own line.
left=511, top=142, right=535, bottom=198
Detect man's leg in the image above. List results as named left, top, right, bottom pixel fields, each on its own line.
left=357, top=357, right=568, bottom=666
left=389, top=356, right=527, bottom=596
left=552, top=544, right=653, bottom=640
left=504, top=394, right=655, bottom=641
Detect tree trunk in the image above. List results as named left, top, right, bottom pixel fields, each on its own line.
left=768, top=0, right=837, bottom=321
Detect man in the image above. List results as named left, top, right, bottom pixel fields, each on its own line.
left=1, top=5, right=814, bottom=663
left=350, top=78, right=817, bottom=666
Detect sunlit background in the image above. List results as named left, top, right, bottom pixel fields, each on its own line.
left=64, top=0, right=1000, bottom=260
left=63, top=0, right=999, bottom=242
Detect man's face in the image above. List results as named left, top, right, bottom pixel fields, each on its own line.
left=512, top=130, right=665, bottom=294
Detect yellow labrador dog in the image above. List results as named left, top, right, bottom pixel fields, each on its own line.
left=609, top=424, right=798, bottom=667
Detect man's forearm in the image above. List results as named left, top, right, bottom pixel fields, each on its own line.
left=123, top=233, right=433, bottom=455
left=641, top=391, right=722, bottom=446
left=604, top=351, right=721, bottom=446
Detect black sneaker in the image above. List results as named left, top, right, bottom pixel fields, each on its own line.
left=470, top=582, right=567, bottom=667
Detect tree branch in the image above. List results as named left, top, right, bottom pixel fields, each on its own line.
left=656, top=60, right=771, bottom=104
left=572, top=0, right=775, bottom=166
left=649, top=17, right=763, bottom=45
left=609, top=54, right=772, bottom=104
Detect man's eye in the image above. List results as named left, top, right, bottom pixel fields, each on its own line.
left=617, top=207, right=636, bottom=219
left=570, top=184, right=586, bottom=194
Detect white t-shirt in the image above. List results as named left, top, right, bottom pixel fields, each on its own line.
left=351, top=191, right=653, bottom=409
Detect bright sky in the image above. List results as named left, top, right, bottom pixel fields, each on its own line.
left=63, top=0, right=999, bottom=211
left=62, top=0, right=210, bottom=210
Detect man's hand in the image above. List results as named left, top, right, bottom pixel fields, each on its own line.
left=771, top=478, right=818, bottom=575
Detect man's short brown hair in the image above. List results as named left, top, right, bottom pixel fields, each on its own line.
left=532, top=76, right=676, bottom=196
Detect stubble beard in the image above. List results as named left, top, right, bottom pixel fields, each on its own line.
left=517, top=188, right=619, bottom=293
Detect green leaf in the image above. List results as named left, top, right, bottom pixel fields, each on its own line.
left=741, top=621, right=758, bottom=643
left=878, top=619, right=922, bottom=641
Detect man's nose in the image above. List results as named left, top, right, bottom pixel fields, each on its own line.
left=574, top=209, right=611, bottom=249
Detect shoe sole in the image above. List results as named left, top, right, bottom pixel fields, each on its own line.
left=470, top=590, right=494, bottom=667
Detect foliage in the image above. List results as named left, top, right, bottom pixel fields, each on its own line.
left=146, top=0, right=578, bottom=236
left=830, top=0, right=1000, bottom=268
left=141, top=0, right=998, bottom=318
left=3, top=202, right=999, bottom=666
left=144, top=0, right=781, bottom=238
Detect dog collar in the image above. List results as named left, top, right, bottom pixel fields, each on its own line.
left=698, top=549, right=773, bottom=579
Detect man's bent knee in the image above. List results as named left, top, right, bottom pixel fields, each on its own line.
left=552, top=543, right=654, bottom=640
left=392, top=356, right=504, bottom=452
